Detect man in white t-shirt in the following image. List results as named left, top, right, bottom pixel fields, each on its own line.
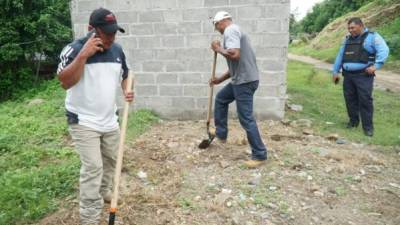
left=210, top=11, right=267, bottom=168
left=57, top=8, right=133, bottom=224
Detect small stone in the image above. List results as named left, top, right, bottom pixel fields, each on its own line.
left=292, top=119, right=312, bottom=128
left=325, top=121, right=335, bottom=125
left=354, top=176, right=362, bottom=182
left=270, top=134, right=282, bottom=141
left=167, top=142, right=179, bottom=148
left=302, top=129, right=313, bottom=135
left=231, top=217, right=240, bottom=225
left=281, top=119, right=291, bottom=126
left=326, top=134, right=339, bottom=141
left=288, top=104, right=303, bottom=112
left=28, top=98, right=45, bottom=106
left=226, top=201, right=233, bottom=207
left=267, top=203, right=278, bottom=210
left=307, top=175, right=313, bottom=181
left=194, top=196, right=201, bottom=201
left=389, top=183, right=400, bottom=189
left=325, top=166, right=333, bottom=173
left=269, top=186, right=278, bottom=191
left=359, top=169, right=366, bottom=176
left=336, top=138, right=347, bottom=145
left=248, top=174, right=261, bottom=186
left=313, top=191, right=324, bottom=197
left=137, top=170, right=147, bottom=179
left=312, top=217, right=319, bottom=223
left=219, top=160, right=230, bottom=168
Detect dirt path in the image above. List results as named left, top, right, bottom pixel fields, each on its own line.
left=288, top=53, right=400, bottom=93
left=40, top=119, right=400, bottom=225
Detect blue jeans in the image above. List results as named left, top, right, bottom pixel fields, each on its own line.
left=214, top=80, right=267, bottom=160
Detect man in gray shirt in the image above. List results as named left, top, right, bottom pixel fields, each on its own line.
left=210, top=11, right=267, bottom=168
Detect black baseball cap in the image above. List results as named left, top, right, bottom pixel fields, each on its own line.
left=89, top=8, right=125, bottom=34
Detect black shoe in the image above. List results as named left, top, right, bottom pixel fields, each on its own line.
left=364, top=129, right=374, bottom=137
left=346, top=121, right=359, bottom=129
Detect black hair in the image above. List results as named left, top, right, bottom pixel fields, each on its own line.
left=348, top=17, right=364, bottom=26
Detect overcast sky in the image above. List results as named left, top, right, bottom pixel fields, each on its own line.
left=291, top=0, right=324, bottom=21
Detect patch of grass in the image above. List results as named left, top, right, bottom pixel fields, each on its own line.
left=0, top=79, right=158, bottom=225
left=286, top=60, right=400, bottom=146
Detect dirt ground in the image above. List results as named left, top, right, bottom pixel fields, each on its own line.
left=40, top=119, right=400, bottom=225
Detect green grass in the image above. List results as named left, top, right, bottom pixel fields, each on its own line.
left=0, top=79, right=158, bottom=225
left=286, top=60, right=400, bottom=146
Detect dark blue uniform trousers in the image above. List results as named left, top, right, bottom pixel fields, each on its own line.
left=342, top=72, right=374, bottom=131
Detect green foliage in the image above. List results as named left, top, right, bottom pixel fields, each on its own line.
left=287, top=60, right=400, bottom=146
left=298, top=0, right=374, bottom=34
left=377, top=17, right=400, bottom=59
left=0, top=0, right=72, bottom=100
left=0, top=79, right=159, bottom=224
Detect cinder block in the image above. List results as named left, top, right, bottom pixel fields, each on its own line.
left=105, top=0, right=134, bottom=11
left=179, top=73, right=202, bottom=84
left=135, top=73, right=156, bottom=84
left=136, top=85, right=158, bottom=96
left=177, top=0, right=204, bottom=9
left=159, top=85, right=183, bottom=96
left=129, top=49, right=154, bottom=61
left=116, top=37, right=138, bottom=50
left=264, top=4, right=290, bottom=19
left=138, top=37, right=161, bottom=48
left=154, top=23, right=178, bottom=35
left=156, top=73, right=178, bottom=84
left=77, top=0, right=104, bottom=12
left=183, top=9, right=209, bottom=21
left=204, top=0, right=229, bottom=7
left=186, top=35, right=210, bottom=48
left=162, top=36, right=185, bottom=48
left=237, top=6, right=264, bottom=19
left=184, top=85, right=208, bottom=96
left=254, top=85, right=279, bottom=97
left=172, top=97, right=195, bottom=108
left=130, top=24, right=153, bottom=35
left=135, top=0, right=152, bottom=10
left=256, top=20, right=281, bottom=33
left=177, top=22, right=202, bottom=34
left=155, top=49, right=177, bottom=60
left=115, top=11, right=138, bottom=23
left=151, top=0, right=177, bottom=9
left=255, top=47, right=285, bottom=59
left=165, top=61, right=187, bottom=72
left=163, top=10, right=183, bottom=22
left=142, top=61, right=164, bottom=72
left=139, top=11, right=164, bottom=23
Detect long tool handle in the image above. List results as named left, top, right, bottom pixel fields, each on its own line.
left=109, top=71, right=134, bottom=225
left=206, top=52, right=218, bottom=125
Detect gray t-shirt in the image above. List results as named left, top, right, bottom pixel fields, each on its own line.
left=223, top=24, right=259, bottom=85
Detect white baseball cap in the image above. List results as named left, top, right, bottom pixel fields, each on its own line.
left=212, top=11, right=232, bottom=25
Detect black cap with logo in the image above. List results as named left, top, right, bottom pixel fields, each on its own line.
left=89, top=8, right=125, bottom=34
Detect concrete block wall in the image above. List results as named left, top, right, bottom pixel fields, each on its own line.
left=70, top=0, right=289, bottom=120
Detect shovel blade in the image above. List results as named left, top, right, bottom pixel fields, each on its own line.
left=198, top=139, right=211, bottom=149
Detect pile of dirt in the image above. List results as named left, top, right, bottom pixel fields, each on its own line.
left=40, top=119, right=400, bottom=225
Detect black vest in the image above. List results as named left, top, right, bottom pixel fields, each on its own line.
left=342, top=32, right=376, bottom=64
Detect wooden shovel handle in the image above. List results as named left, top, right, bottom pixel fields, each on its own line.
left=110, top=71, right=134, bottom=211
left=207, top=52, right=217, bottom=124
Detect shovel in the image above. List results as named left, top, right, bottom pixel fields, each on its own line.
left=108, top=71, right=134, bottom=225
left=199, top=51, right=217, bottom=149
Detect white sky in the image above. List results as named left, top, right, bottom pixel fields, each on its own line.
left=291, top=0, right=325, bottom=21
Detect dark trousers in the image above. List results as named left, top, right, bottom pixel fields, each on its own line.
left=214, top=80, right=267, bottom=160
left=342, top=71, right=374, bottom=131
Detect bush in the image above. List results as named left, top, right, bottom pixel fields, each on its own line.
left=0, top=0, right=72, bottom=100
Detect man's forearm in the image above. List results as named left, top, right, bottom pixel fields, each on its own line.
left=58, top=53, right=87, bottom=89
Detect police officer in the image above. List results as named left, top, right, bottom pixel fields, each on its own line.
left=332, top=17, right=389, bottom=137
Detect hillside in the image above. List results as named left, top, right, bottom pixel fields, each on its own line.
left=290, top=0, right=400, bottom=73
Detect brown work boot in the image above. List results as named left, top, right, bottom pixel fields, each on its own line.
left=244, top=159, right=266, bottom=168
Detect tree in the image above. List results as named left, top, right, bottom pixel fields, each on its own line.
left=0, top=0, right=72, bottom=100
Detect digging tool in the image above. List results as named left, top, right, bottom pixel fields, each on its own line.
left=199, top=51, right=218, bottom=149
left=108, top=71, right=134, bottom=225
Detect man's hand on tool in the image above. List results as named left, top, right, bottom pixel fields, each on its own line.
left=209, top=77, right=223, bottom=86
left=124, top=90, right=134, bottom=102
left=211, top=40, right=222, bottom=52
